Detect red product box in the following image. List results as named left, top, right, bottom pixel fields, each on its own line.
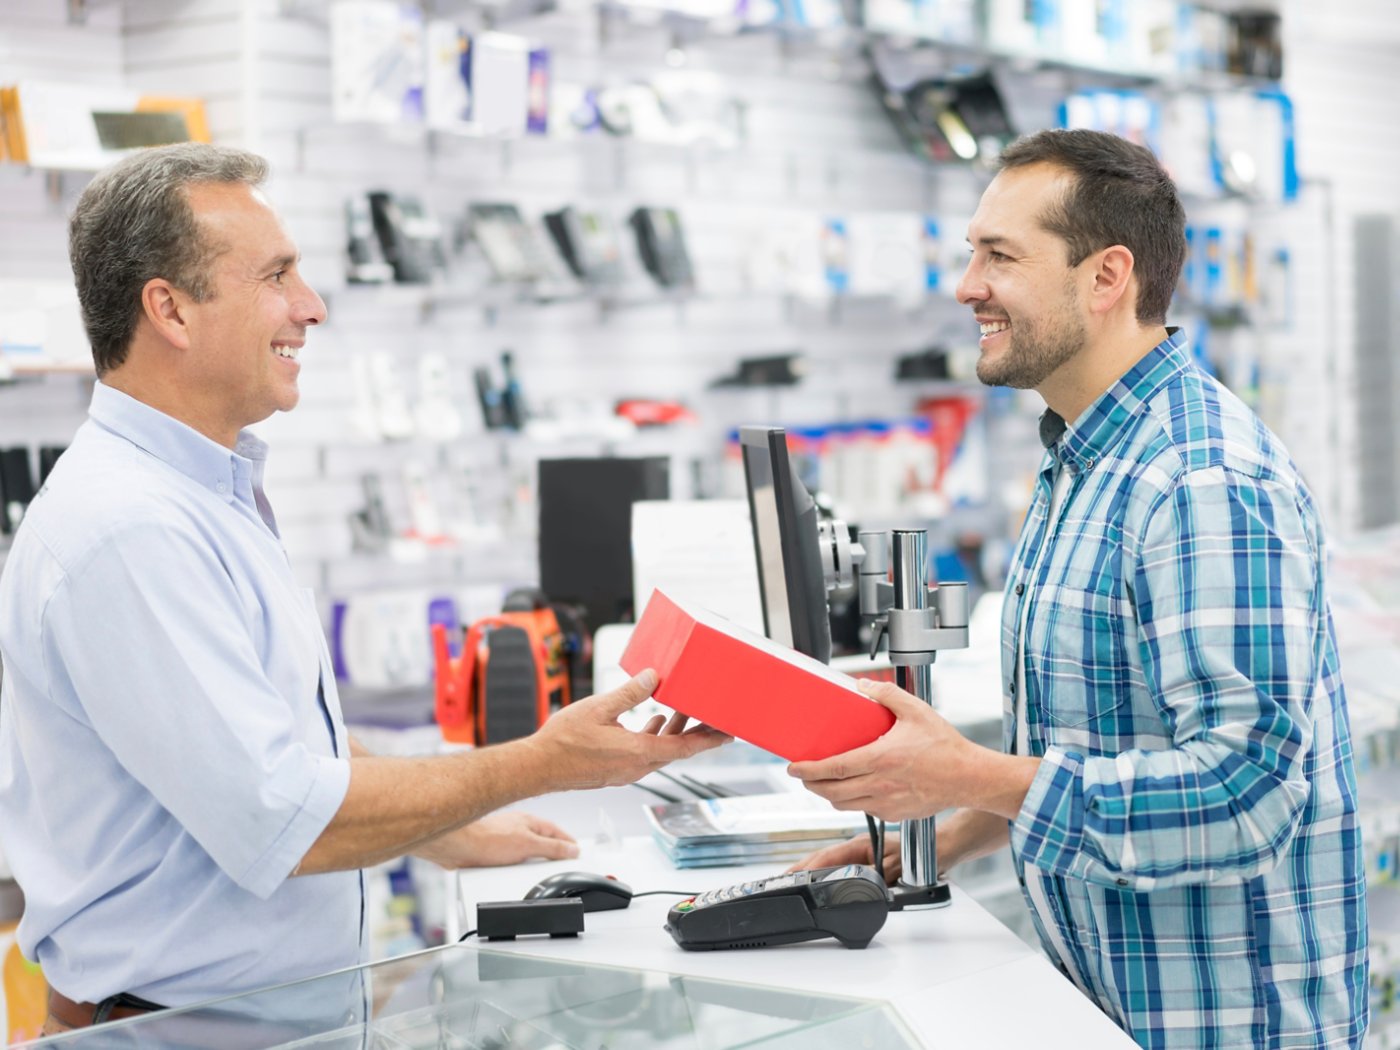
left=619, top=589, right=895, bottom=762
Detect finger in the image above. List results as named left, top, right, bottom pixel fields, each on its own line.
left=796, top=776, right=882, bottom=811
left=660, top=710, right=690, bottom=735
left=788, top=746, right=876, bottom=784
left=526, top=816, right=575, bottom=844
left=681, top=721, right=725, bottom=737
left=588, top=670, right=659, bottom=720
left=642, top=714, right=666, bottom=734
left=529, top=831, right=580, bottom=861
left=643, top=727, right=729, bottom=766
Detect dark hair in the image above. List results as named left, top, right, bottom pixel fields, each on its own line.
left=997, top=129, right=1186, bottom=325
left=68, top=143, right=268, bottom=376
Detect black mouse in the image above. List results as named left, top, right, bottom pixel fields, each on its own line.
left=525, top=871, right=634, bottom=912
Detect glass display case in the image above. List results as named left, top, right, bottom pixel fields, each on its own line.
left=26, top=942, right=920, bottom=1049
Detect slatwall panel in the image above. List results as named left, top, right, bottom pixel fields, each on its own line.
left=0, top=2, right=119, bottom=574
left=5, top=0, right=1394, bottom=587
left=1280, top=6, right=1400, bottom=530
left=239, top=0, right=995, bottom=596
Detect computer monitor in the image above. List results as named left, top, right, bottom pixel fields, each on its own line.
left=739, top=426, right=832, bottom=665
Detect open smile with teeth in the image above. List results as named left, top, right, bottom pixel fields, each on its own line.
left=272, top=344, right=300, bottom=360
left=980, top=320, right=1010, bottom=336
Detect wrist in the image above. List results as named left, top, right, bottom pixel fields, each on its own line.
left=484, top=737, right=555, bottom=799
left=957, top=744, right=1039, bottom=821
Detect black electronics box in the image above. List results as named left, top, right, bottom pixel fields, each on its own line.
left=538, top=457, right=670, bottom=635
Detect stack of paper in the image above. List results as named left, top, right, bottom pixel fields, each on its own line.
left=645, top=792, right=868, bottom=868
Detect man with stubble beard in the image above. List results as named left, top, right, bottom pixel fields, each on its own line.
left=791, top=130, right=1368, bottom=1049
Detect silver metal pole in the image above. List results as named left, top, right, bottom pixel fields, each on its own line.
left=890, top=530, right=946, bottom=907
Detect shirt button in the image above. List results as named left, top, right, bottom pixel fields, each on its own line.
left=216, top=482, right=226, bottom=493
left=1008, top=681, right=1017, bottom=696
left=1116, top=878, right=1129, bottom=887
left=1014, top=583, right=1025, bottom=596
left=1085, top=458, right=1096, bottom=470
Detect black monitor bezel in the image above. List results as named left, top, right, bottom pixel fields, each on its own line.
left=738, top=425, right=830, bottom=665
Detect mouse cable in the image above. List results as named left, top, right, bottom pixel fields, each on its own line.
left=865, top=812, right=885, bottom=883
left=630, top=889, right=699, bottom=899
left=456, top=928, right=478, bottom=943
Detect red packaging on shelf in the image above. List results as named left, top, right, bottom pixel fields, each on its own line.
left=619, top=589, right=895, bottom=762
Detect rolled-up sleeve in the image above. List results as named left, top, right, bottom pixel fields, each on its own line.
left=1013, top=466, right=1315, bottom=891
left=41, top=519, right=349, bottom=899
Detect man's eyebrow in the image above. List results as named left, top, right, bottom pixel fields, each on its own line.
left=965, top=233, right=1023, bottom=253
left=261, top=252, right=298, bottom=272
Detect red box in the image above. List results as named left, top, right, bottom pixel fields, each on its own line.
left=619, top=590, right=895, bottom=762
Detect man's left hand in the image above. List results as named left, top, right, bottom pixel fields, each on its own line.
left=413, top=811, right=579, bottom=869
left=788, top=679, right=976, bottom=822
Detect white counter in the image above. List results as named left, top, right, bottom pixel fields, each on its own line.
left=449, top=830, right=1136, bottom=1050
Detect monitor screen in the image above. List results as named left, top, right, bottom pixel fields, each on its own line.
left=739, top=426, right=832, bottom=665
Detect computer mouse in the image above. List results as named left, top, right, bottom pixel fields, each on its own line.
left=525, top=871, right=634, bottom=912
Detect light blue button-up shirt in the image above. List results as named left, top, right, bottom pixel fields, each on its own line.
left=0, top=383, right=363, bottom=1006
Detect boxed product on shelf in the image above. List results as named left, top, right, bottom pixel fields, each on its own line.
left=330, top=0, right=425, bottom=124
left=0, top=80, right=209, bottom=169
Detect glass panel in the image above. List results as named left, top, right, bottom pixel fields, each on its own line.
left=28, top=945, right=921, bottom=1050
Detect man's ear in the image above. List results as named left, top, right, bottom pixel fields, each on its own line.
left=141, top=278, right=193, bottom=351
left=1086, top=244, right=1135, bottom=317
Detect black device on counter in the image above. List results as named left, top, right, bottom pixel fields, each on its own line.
left=526, top=871, right=635, bottom=912
left=665, top=864, right=890, bottom=951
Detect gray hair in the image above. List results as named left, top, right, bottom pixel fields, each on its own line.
left=68, top=143, right=269, bottom=375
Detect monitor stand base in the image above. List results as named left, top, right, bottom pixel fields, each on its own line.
left=889, top=881, right=953, bottom=911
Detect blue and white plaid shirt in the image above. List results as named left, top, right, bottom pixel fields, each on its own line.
left=1002, top=329, right=1368, bottom=1048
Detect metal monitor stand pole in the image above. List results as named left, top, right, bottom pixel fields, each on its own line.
left=890, top=530, right=952, bottom=910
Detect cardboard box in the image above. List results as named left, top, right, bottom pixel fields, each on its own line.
left=619, top=589, right=895, bottom=762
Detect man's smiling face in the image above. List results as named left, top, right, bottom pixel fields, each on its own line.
left=956, top=163, right=1090, bottom=392
left=178, top=182, right=327, bottom=439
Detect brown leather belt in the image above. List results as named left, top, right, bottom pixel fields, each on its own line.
left=47, top=988, right=165, bottom=1029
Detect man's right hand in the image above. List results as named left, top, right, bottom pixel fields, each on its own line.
left=786, top=833, right=904, bottom=884
left=524, top=669, right=730, bottom=791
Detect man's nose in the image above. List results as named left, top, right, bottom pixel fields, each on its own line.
left=955, top=259, right=986, bottom=305
left=295, top=276, right=328, bottom=327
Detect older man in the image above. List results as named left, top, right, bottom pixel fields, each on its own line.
left=0, top=143, right=726, bottom=1034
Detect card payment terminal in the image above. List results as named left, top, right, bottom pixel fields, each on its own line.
left=665, top=864, right=891, bottom=951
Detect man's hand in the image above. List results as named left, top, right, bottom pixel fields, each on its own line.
left=788, top=680, right=1040, bottom=822
left=784, top=833, right=904, bottom=884
left=525, top=669, right=730, bottom=791
left=413, top=811, right=578, bottom=869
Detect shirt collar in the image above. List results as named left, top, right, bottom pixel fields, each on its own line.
left=88, top=383, right=268, bottom=500
left=1038, top=327, right=1191, bottom=473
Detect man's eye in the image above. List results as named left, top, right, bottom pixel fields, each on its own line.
left=270, top=270, right=286, bottom=283
left=988, top=251, right=1009, bottom=262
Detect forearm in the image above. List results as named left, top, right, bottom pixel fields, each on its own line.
left=938, top=808, right=1011, bottom=873
left=297, top=738, right=554, bottom=875
left=1014, top=741, right=1309, bottom=890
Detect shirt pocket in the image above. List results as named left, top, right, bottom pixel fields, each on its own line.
left=1034, top=588, right=1132, bottom=733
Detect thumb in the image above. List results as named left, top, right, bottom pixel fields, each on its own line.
left=857, top=679, right=924, bottom=716
left=593, top=670, right=659, bottom=719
